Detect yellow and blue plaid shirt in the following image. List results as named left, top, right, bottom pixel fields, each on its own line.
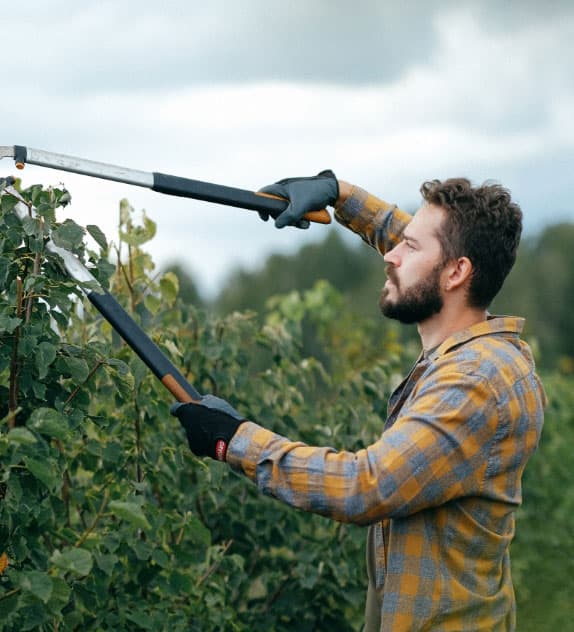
left=227, top=186, right=546, bottom=631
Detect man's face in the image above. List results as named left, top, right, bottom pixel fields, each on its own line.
left=379, top=204, right=447, bottom=325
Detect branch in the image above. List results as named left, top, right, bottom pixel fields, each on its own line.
left=8, top=277, right=23, bottom=429
left=134, top=396, right=143, bottom=484
left=75, top=487, right=110, bottom=548
left=25, top=241, right=42, bottom=323
left=0, top=587, right=21, bottom=603
left=63, top=358, right=106, bottom=413
left=196, top=539, right=233, bottom=587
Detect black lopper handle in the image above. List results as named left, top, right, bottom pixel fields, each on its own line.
left=152, top=172, right=331, bottom=224
left=87, top=290, right=201, bottom=403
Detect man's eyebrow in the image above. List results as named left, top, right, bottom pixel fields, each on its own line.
left=402, top=231, right=421, bottom=245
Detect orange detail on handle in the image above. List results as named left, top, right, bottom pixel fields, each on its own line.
left=16, top=162, right=25, bottom=170
left=161, top=374, right=197, bottom=403
left=256, top=192, right=331, bottom=225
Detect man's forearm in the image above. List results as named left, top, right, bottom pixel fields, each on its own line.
left=333, top=183, right=411, bottom=256
left=336, top=180, right=354, bottom=206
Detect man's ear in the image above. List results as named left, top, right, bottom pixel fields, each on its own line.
left=444, top=257, right=473, bottom=291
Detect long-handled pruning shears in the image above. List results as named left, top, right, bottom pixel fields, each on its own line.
left=0, top=145, right=331, bottom=224
left=1, top=144, right=331, bottom=452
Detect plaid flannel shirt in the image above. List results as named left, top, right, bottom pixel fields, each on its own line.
left=227, top=186, right=546, bottom=631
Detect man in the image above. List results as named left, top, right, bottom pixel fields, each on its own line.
left=171, top=171, right=546, bottom=631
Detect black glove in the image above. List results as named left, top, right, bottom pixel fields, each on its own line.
left=258, top=170, right=339, bottom=229
left=170, top=395, right=246, bottom=461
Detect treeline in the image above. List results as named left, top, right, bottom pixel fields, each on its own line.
left=168, top=221, right=574, bottom=372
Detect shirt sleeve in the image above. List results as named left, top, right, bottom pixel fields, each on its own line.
left=334, top=185, right=412, bottom=255
left=226, top=368, right=501, bottom=525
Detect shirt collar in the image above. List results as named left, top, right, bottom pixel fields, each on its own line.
left=431, top=315, right=525, bottom=360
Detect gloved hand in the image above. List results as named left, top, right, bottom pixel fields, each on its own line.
left=170, top=395, right=246, bottom=461
left=258, top=170, right=339, bottom=229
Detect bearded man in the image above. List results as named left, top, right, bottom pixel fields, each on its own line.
left=172, top=172, right=546, bottom=631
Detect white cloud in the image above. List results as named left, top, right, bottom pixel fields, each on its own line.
left=1, top=2, right=573, bottom=298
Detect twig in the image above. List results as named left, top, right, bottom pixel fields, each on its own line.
left=127, top=244, right=136, bottom=313
left=0, top=587, right=21, bottom=602
left=25, top=218, right=43, bottom=323
left=112, top=244, right=135, bottom=309
left=196, top=539, right=233, bottom=587
left=8, top=277, right=23, bottom=429
left=134, top=397, right=143, bottom=484
left=63, top=358, right=106, bottom=413
left=75, top=487, right=110, bottom=548
left=264, top=566, right=296, bottom=612
left=4, top=188, right=31, bottom=210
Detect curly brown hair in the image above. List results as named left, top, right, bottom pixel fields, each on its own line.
left=420, top=178, right=522, bottom=309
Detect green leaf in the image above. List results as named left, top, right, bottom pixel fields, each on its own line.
left=20, top=215, right=43, bottom=237
left=28, top=408, right=69, bottom=440
left=87, top=224, right=108, bottom=251
left=1, top=199, right=18, bottom=219
left=35, top=341, right=57, bottom=379
left=7, top=427, right=37, bottom=445
left=109, top=500, right=151, bottom=530
left=18, top=570, right=53, bottom=603
left=24, top=457, right=60, bottom=491
left=143, top=293, right=162, bottom=315
left=119, top=198, right=133, bottom=226
left=187, top=515, right=211, bottom=548
left=0, top=314, right=22, bottom=334
left=119, top=207, right=157, bottom=247
left=20, top=599, right=50, bottom=631
left=102, top=441, right=123, bottom=464
left=50, top=548, right=93, bottom=576
left=126, top=610, right=154, bottom=630
left=160, top=271, right=179, bottom=305
left=46, top=577, right=71, bottom=615
left=152, top=548, right=169, bottom=568
left=0, top=589, right=19, bottom=620
left=131, top=539, right=152, bottom=561
left=94, top=552, right=118, bottom=576
left=0, top=255, right=11, bottom=286
left=60, top=355, right=90, bottom=382
left=51, top=219, right=85, bottom=250
left=162, top=339, right=182, bottom=359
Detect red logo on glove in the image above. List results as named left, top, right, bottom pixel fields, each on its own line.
left=215, top=439, right=228, bottom=462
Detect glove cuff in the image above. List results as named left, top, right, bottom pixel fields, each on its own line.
left=317, top=169, right=339, bottom=204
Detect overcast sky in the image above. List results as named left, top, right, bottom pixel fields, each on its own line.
left=2, top=1, right=573, bottom=297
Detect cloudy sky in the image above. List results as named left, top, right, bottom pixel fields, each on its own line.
left=2, top=1, right=573, bottom=297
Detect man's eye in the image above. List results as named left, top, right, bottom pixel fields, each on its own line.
left=405, top=241, right=416, bottom=250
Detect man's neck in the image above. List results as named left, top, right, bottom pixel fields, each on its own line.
left=417, top=304, right=488, bottom=353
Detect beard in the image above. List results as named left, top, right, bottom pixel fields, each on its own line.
left=379, top=262, right=444, bottom=324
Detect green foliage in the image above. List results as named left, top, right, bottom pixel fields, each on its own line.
left=215, top=230, right=378, bottom=316
left=512, top=373, right=574, bottom=630
left=211, top=220, right=574, bottom=373
left=162, top=262, right=204, bottom=307
left=0, top=184, right=402, bottom=630
left=1, top=183, right=572, bottom=629
left=493, top=223, right=574, bottom=372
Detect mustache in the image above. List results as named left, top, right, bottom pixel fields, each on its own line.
left=385, top=266, right=399, bottom=286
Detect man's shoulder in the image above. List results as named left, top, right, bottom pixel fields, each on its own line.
left=430, top=330, right=538, bottom=397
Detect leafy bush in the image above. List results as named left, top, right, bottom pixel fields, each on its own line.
left=1, top=183, right=571, bottom=630
left=512, top=373, right=574, bottom=631
left=0, top=183, right=402, bottom=630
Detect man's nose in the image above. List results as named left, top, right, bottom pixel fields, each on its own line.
left=383, top=244, right=400, bottom=266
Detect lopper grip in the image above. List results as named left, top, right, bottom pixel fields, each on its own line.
left=152, top=172, right=331, bottom=225
left=255, top=191, right=331, bottom=224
